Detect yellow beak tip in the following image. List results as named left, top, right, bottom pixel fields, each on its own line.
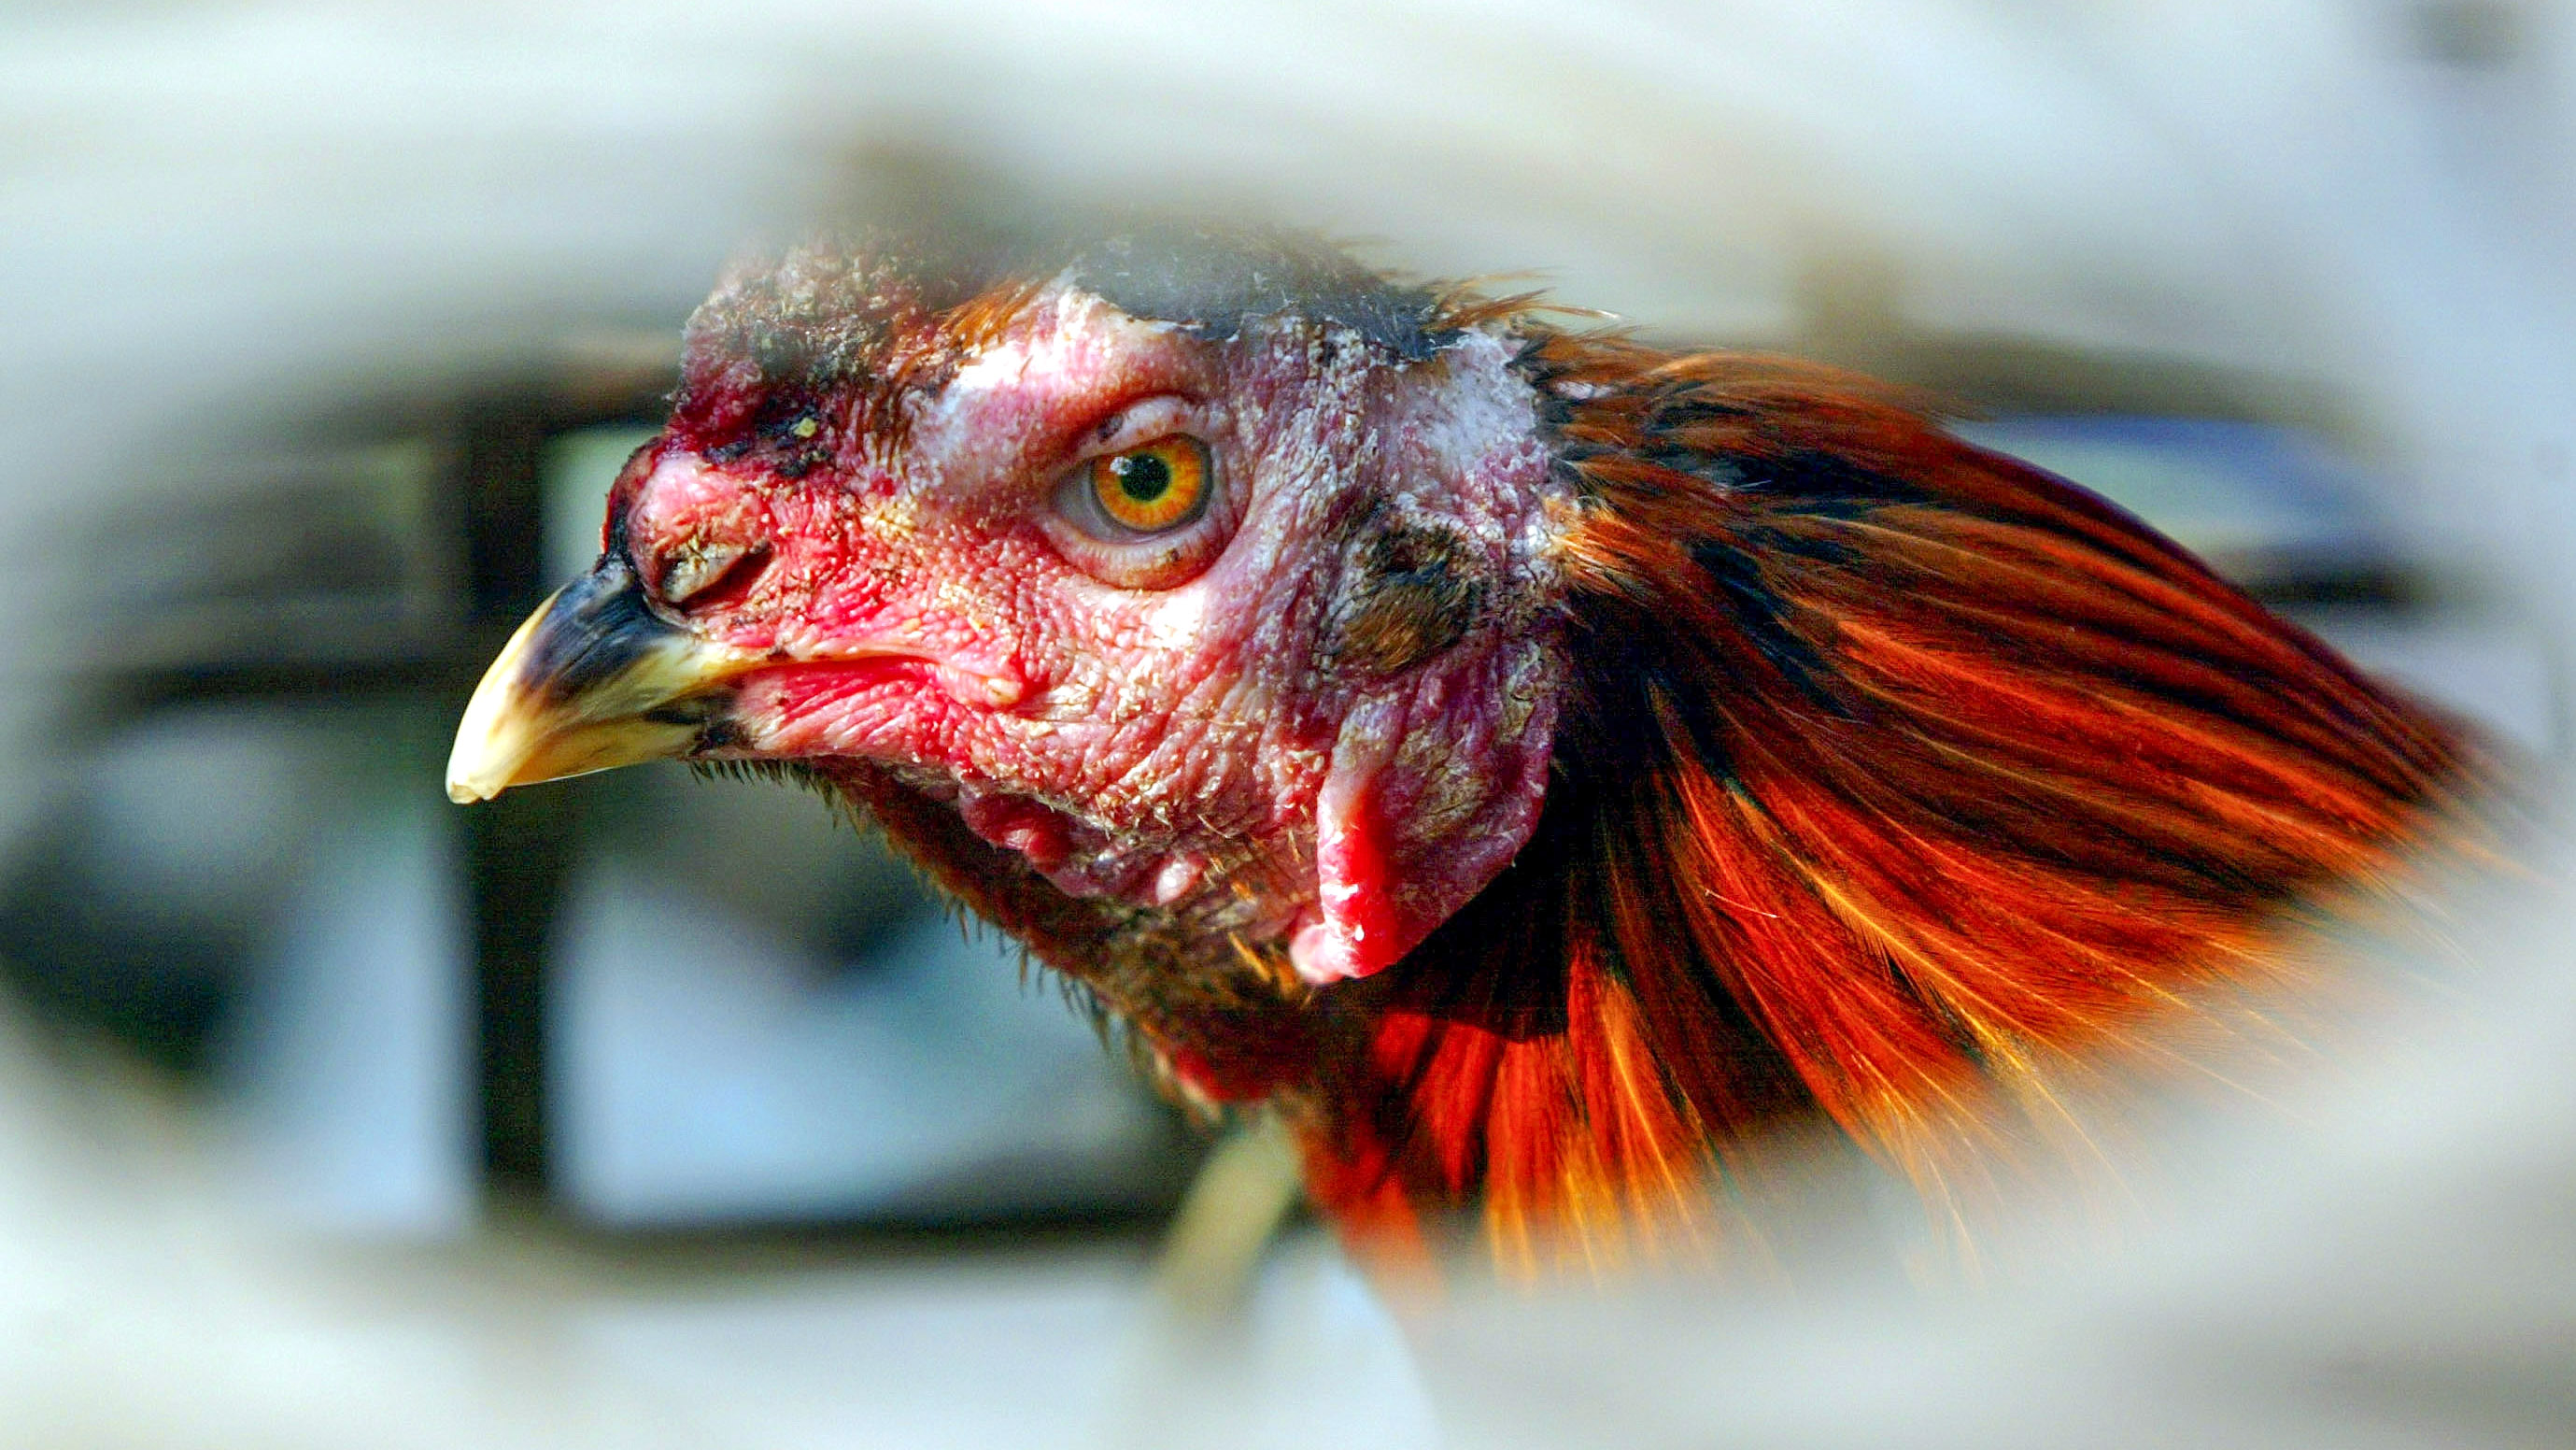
left=445, top=571, right=756, bottom=806
left=444, top=737, right=519, bottom=803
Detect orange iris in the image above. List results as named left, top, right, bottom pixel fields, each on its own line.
left=1086, top=436, right=1210, bottom=533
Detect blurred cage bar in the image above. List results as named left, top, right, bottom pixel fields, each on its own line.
left=0, top=288, right=2552, bottom=1238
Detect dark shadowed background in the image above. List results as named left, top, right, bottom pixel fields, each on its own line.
left=1, top=3, right=2572, bottom=1446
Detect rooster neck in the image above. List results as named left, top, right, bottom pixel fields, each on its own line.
left=1292, top=334, right=2480, bottom=1267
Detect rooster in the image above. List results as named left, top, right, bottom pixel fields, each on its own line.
left=447, top=228, right=2474, bottom=1269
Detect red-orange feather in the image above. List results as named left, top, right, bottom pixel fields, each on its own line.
left=1294, top=334, right=2478, bottom=1265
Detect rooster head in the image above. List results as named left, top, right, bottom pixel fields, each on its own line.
left=449, top=231, right=1567, bottom=992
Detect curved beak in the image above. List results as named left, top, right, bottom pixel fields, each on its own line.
left=446, top=558, right=758, bottom=804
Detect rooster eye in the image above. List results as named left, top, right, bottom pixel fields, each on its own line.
left=1045, top=411, right=1234, bottom=590
left=1083, top=436, right=1211, bottom=534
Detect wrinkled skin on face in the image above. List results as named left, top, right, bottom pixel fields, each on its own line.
left=609, top=262, right=1570, bottom=1004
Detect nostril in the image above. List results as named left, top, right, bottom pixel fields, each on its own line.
left=655, top=539, right=771, bottom=607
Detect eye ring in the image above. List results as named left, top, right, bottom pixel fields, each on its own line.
left=1085, top=436, right=1211, bottom=534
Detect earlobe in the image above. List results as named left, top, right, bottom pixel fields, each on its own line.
left=1291, top=698, right=1415, bottom=985
left=1290, top=679, right=1559, bottom=988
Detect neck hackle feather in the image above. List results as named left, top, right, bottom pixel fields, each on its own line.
left=1287, top=327, right=2478, bottom=1272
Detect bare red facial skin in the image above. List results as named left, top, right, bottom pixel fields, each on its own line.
left=616, top=285, right=1570, bottom=988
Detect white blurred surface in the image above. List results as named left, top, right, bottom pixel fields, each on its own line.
left=1, top=1, right=2572, bottom=1445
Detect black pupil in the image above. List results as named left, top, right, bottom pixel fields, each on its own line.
left=1113, top=452, right=1171, bottom=503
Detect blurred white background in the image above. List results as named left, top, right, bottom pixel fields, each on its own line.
left=2, top=2, right=2574, bottom=1446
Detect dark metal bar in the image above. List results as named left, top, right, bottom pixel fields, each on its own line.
left=448, top=402, right=573, bottom=1201
left=461, top=782, right=579, bottom=1196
